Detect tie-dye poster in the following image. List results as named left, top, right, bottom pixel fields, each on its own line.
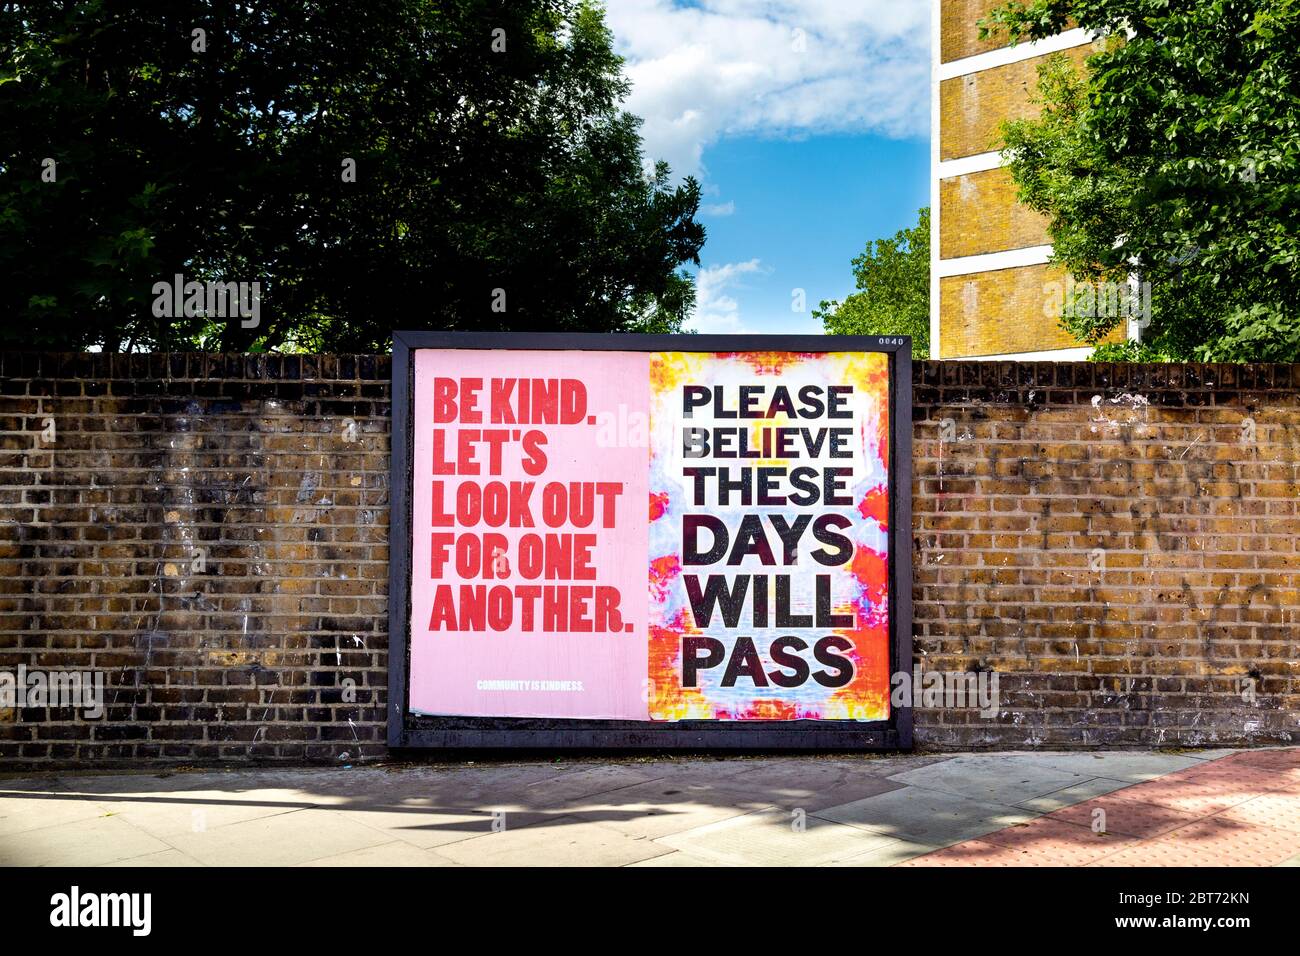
left=407, top=347, right=892, bottom=722
left=646, top=352, right=891, bottom=721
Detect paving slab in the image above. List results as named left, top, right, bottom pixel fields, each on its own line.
left=329, top=801, right=532, bottom=849
left=435, top=816, right=673, bottom=867
left=610, top=757, right=759, bottom=780
left=518, top=765, right=666, bottom=808
left=822, top=837, right=940, bottom=867
left=1182, top=749, right=1242, bottom=761
left=0, top=791, right=116, bottom=837
left=102, top=848, right=206, bottom=867
left=252, top=764, right=570, bottom=806
left=1214, top=792, right=1300, bottom=833
left=298, top=841, right=461, bottom=867
left=815, top=785, right=1037, bottom=846
left=906, top=835, right=1133, bottom=868
left=1229, top=748, right=1300, bottom=771
left=655, top=807, right=897, bottom=866
left=973, top=816, right=1136, bottom=865
left=165, top=807, right=390, bottom=866
left=1000, top=751, right=1208, bottom=783
left=0, top=813, right=171, bottom=867
left=626, top=850, right=734, bottom=867
left=565, top=778, right=761, bottom=840
left=1014, top=777, right=1135, bottom=813
left=1121, top=779, right=1261, bottom=816
left=86, top=787, right=319, bottom=839
left=720, top=760, right=907, bottom=811
left=926, top=747, right=1300, bottom=868
left=1086, top=842, right=1223, bottom=867
left=1050, top=795, right=1202, bottom=839
left=887, top=754, right=1089, bottom=805
left=1154, top=817, right=1300, bottom=866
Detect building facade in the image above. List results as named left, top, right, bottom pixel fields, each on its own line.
left=930, top=0, right=1120, bottom=360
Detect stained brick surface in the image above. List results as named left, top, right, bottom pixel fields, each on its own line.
left=0, top=353, right=391, bottom=765
left=911, top=361, right=1300, bottom=748
left=1, top=355, right=1298, bottom=765
left=939, top=167, right=1051, bottom=260
left=937, top=263, right=1129, bottom=358
left=939, top=45, right=1093, bottom=162
left=941, top=0, right=1015, bottom=63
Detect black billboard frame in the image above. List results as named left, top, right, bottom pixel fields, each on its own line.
left=387, top=332, right=913, bottom=751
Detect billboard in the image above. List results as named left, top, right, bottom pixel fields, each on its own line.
left=389, top=333, right=911, bottom=749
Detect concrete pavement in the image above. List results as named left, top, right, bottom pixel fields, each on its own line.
left=1, top=748, right=1296, bottom=866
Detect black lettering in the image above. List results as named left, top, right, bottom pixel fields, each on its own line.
left=682, top=636, right=724, bottom=686
left=768, top=636, right=810, bottom=688
left=811, top=514, right=854, bottom=565
left=683, top=514, right=728, bottom=565
left=721, top=636, right=768, bottom=687
left=684, top=574, right=749, bottom=628
left=816, top=574, right=855, bottom=627
left=813, top=636, right=855, bottom=688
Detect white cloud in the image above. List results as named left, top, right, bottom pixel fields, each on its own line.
left=701, top=200, right=736, bottom=216
left=689, top=258, right=767, bottom=333
left=606, top=0, right=931, bottom=179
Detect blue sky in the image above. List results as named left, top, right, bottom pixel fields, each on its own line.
left=604, top=0, right=932, bottom=335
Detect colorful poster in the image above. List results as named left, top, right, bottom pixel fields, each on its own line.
left=408, top=348, right=892, bottom=722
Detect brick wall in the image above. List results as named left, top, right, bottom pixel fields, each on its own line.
left=0, top=353, right=392, bottom=766
left=941, top=0, right=1013, bottom=63
left=1, top=354, right=1297, bottom=765
left=939, top=167, right=1049, bottom=260
left=940, top=0, right=1080, bottom=64
left=940, top=264, right=1104, bottom=357
left=939, top=46, right=1092, bottom=162
left=913, top=361, right=1300, bottom=747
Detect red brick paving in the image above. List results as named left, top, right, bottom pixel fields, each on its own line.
left=901, top=749, right=1300, bottom=867
left=1051, top=795, right=1200, bottom=838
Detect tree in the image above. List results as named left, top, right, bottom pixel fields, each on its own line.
left=0, top=0, right=705, bottom=352
left=815, top=207, right=929, bottom=358
left=985, top=0, right=1300, bottom=362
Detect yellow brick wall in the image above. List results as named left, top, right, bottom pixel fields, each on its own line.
left=939, top=166, right=1050, bottom=258
left=939, top=264, right=1128, bottom=356
left=941, top=0, right=1013, bottom=62
left=942, top=1, right=1080, bottom=63
left=939, top=45, right=1092, bottom=161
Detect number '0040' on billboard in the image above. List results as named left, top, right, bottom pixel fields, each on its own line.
left=391, top=334, right=912, bottom=746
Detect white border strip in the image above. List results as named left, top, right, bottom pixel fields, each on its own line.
left=938, top=150, right=1005, bottom=178
left=937, top=245, right=1052, bottom=278
left=938, top=27, right=1093, bottom=80
left=961, top=346, right=1095, bottom=362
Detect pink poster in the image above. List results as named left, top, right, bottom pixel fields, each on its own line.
left=409, top=349, right=652, bottom=718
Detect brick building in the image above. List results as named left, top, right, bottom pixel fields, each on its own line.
left=930, top=0, right=1124, bottom=360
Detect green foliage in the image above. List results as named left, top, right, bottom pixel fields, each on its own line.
left=815, top=207, right=929, bottom=358
left=0, top=0, right=705, bottom=351
left=985, top=0, right=1300, bottom=362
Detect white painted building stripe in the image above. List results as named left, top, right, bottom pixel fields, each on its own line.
left=960, top=346, right=1095, bottom=362
left=936, top=245, right=1053, bottom=278
left=937, top=27, right=1094, bottom=80
left=938, top=150, right=1006, bottom=178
